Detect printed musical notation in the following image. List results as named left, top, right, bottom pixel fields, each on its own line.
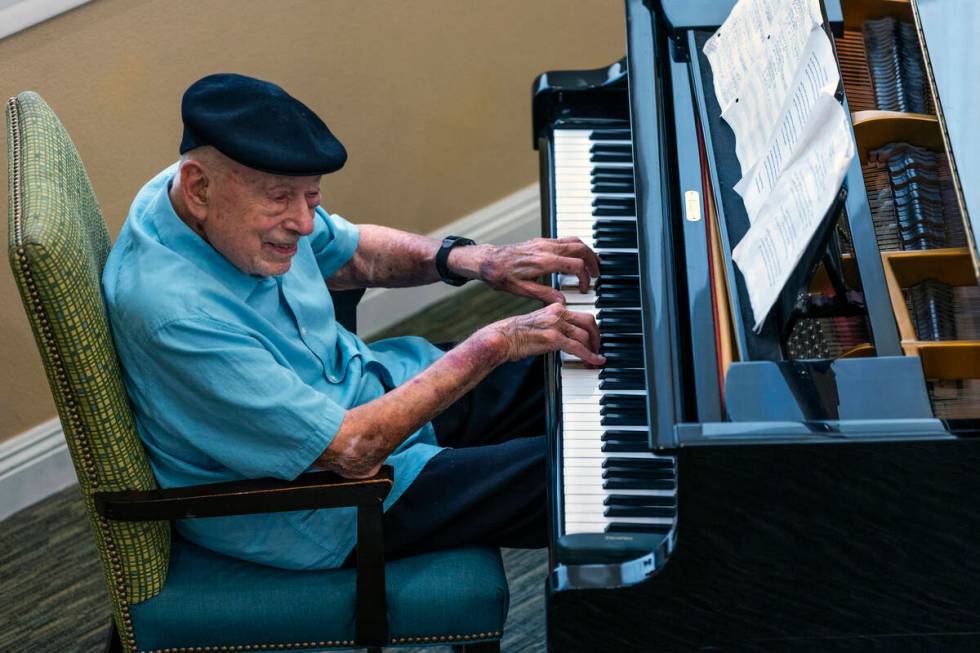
left=704, top=0, right=855, bottom=331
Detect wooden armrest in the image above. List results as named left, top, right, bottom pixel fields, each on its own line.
left=93, top=465, right=393, bottom=522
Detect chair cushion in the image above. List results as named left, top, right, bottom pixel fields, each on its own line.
left=129, top=536, right=509, bottom=652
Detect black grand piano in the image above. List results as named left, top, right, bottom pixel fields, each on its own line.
left=533, top=1, right=980, bottom=650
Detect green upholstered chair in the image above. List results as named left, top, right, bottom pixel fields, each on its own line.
left=6, top=91, right=508, bottom=653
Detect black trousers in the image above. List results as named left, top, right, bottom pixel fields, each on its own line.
left=351, top=355, right=549, bottom=563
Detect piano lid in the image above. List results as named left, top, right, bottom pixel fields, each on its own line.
left=659, top=0, right=843, bottom=32
left=913, top=0, right=980, bottom=281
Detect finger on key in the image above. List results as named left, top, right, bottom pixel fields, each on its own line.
left=564, top=310, right=601, bottom=353
left=556, top=237, right=601, bottom=278
left=555, top=256, right=591, bottom=293
left=560, top=335, right=606, bottom=367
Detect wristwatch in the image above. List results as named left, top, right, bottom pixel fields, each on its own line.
left=435, top=235, right=476, bottom=286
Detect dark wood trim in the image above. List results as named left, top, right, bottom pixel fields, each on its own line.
left=92, top=467, right=393, bottom=521
left=355, top=500, right=388, bottom=646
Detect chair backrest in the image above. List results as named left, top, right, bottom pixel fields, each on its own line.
left=6, top=92, right=169, bottom=645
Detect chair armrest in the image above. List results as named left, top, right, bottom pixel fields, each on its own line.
left=93, top=465, right=393, bottom=521
left=96, top=464, right=394, bottom=646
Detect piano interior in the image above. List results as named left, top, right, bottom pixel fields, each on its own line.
left=535, top=0, right=980, bottom=650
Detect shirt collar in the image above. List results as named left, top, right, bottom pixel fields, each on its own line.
left=147, top=167, right=263, bottom=301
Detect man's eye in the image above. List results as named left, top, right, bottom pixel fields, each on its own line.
left=272, top=194, right=289, bottom=203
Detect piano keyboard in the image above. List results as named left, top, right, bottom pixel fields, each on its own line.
left=552, top=127, right=677, bottom=537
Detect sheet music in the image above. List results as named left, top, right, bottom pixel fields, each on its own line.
left=732, top=98, right=855, bottom=331
left=703, top=0, right=822, bottom=113
left=733, top=29, right=840, bottom=223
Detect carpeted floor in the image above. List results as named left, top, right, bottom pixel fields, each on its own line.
left=0, top=284, right=548, bottom=653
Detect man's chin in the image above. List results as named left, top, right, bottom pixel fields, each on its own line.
left=255, top=260, right=292, bottom=277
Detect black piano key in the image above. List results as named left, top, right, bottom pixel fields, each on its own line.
left=599, top=396, right=645, bottom=408
left=595, top=237, right=639, bottom=250
left=598, top=367, right=644, bottom=379
left=602, top=466, right=674, bottom=481
left=596, top=252, right=638, bottom=263
left=596, top=304, right=642, bottom=316
left=593, top=224, right=638, bottom=236
left=599, top=399, right=646, bottom=412
left=596, top=295, right=640, bottom=306
left=597, top=307, right=641, bottom=320
left=597, top=322, right=641, bottom=335
left=591, top=153, right=633, bottom=164
left=600, top=430, right=648, bottom=442
left=599, top=397, right=645, bottom=407
left=594, top=228, right=638, bottom=240
left=601, top=442, right=650, bottom=453
left=599, top=353, right=643, bottom=367
left=593, top=219, right=637, bottom=228
left=596, top=297, right=640, bottom=309
left=591, top=168, right=634, bottom=180
left=606, top=523, right=673, bottom=534
left=597, top=316, right=642, bottom=330
left=598, top=380, right=645, bottom=391
left=597, top=252, right=639, bottom=263
left=598, top=264, right=640, bottom=277
left=597, top=251, right=638, bottom=262
left=593, top=206, right=636, bottom=217
left=603, top=478, right=675, bottom=491
left=599, top=393, right=645, bottom=404
left=598, top=371, right=646, bottom=389
left=593, top=197, right=636, bottom=208
left=600, top=373, right=644, bottom=382
left=592, top=183, right=635, bottom=194
left=590, top=143, right=632, bottom=155
left=600, top=347, right=644, bottom=360
left=601, top=353, right=645, bottom=365
left=590, top=141, right=632, bottom=149
left=589, top=129, right=631, bottom=141
left=604, top=495, right=676, bottom=507
left=604, top=506, right=676, bottom=519
left=599, top=406, right=646, bottom=419
left=597, top=282, right=640, bottom=292
left=594, top=274, right=639, bottom=285
left=600, top=413, right=647, bottom=426
left=603, top=457, right=673, bottom=470
left=600, top=334, right=642, bottom=345
left=599, top=353, right=644, bottom=366
left=599, top=377, right=644, bottom=390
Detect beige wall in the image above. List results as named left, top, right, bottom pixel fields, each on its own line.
left=0, top=0, right=623, bottom=441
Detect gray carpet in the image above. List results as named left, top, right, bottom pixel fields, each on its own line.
left=0, top=284, right=548, bottom=652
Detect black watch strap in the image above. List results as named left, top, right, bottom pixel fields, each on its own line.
left=436, top=236, right=476, bottom=286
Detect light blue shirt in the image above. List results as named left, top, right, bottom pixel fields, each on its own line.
left=103, top=163, right=444, bottom=569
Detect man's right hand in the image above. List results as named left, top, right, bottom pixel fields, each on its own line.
left=480, top=303, right=605, bottom=367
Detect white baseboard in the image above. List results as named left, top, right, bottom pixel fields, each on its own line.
left=0, top=0, right=94, bottom=41
left=0, top=417, right=75, bottom=522
left=358, top=183, right=542, bottom=338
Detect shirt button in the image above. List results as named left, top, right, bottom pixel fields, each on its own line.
left=328, top=374, right=338, bottom=383
left=301, top=327, right=308, bottom=336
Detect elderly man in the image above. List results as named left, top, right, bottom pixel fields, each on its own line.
left=103, top=73, right=604, bottom=570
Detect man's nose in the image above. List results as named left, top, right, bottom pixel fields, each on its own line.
left=285, top=203, right=315, bottom=236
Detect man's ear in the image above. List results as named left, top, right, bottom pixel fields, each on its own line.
left=179, top=160, right=211, bottom=221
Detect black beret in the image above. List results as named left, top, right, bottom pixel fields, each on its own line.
left=179, top=73, right=347, bottom=176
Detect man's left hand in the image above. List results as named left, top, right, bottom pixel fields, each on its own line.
left=452, top=237, right=601, bottom=305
